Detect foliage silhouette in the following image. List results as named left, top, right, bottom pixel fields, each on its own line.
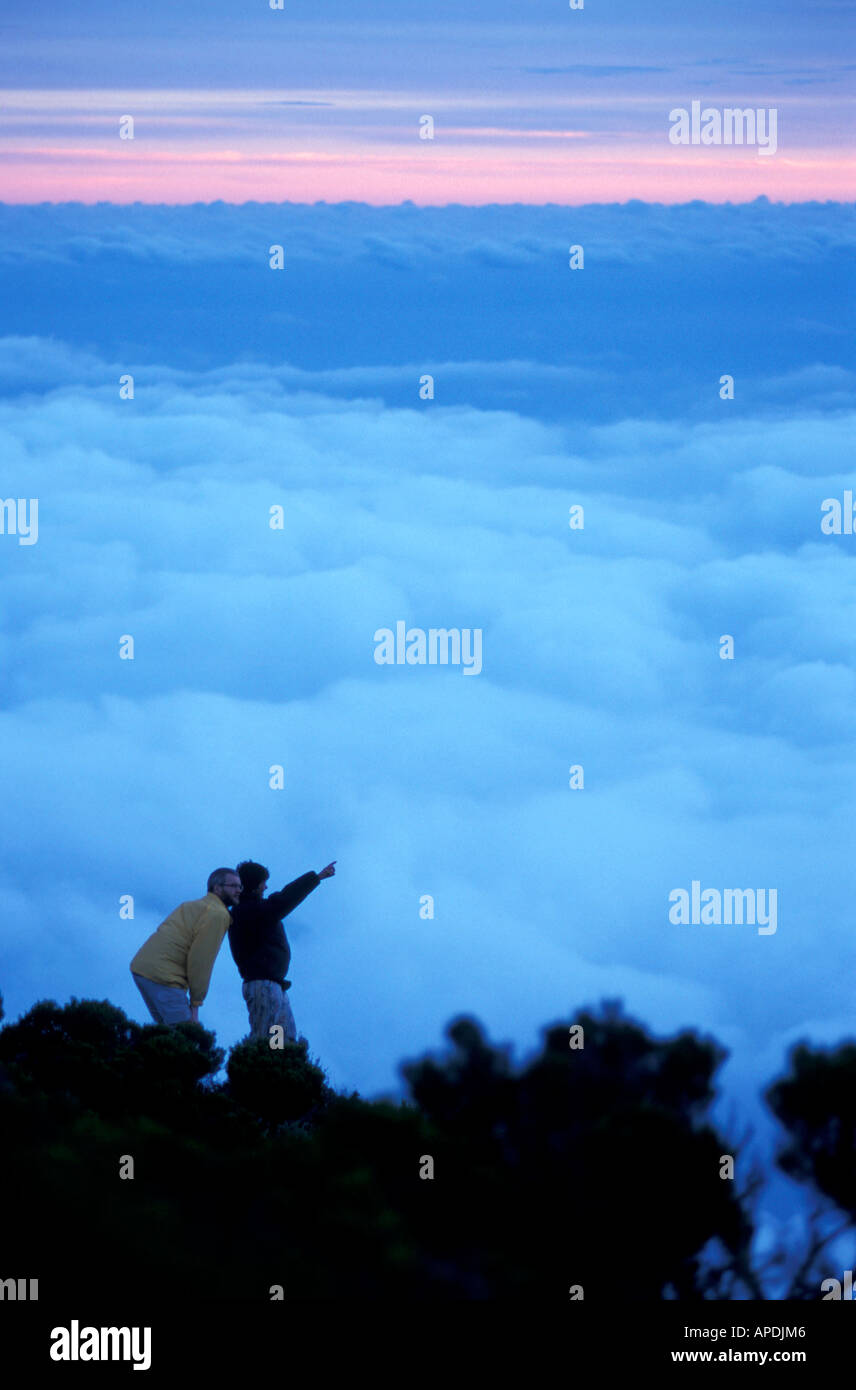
left=0, top=990, right=796, bottom=1299
left=766, top=1041, right=856, bottom=1221
left=226, top=1036, right=329, bottom=1128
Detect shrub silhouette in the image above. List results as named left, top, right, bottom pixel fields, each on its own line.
left=402, top=1004, right=753, bottom=1298
left=0, top=991, right=770, bottom=1298
left=0, top=997, right=223, bottom=1121
left=766, top=1041, right=856, bottom=1219
left=226, top=1036, right=328, bottom=1127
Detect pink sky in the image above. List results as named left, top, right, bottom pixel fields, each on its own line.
left=2, top=147, right=849, bottom=205
left=1, top=91, right=852, bottom=204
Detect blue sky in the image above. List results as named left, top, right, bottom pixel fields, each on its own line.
left=1, top=0, right=853, bottom=201
left=4, top=0, right=852, bottom=91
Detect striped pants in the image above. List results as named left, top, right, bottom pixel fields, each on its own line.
left=241, top=979, right=297, bottom=1043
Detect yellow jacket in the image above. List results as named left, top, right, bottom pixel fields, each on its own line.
left=130, top=892, right=231, bottom=1007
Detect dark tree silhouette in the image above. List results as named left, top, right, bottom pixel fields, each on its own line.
left=226, top=1035, right=329, bottom=1128
left=0, top=991, right=764, bottom=1299
left=766, top=1041, right=856, bottom=1220
left=402, top=1002, right=755, bottom=1298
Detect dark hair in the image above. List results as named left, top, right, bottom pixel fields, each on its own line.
left=237, top=860, right=269, bottom=893
left=207, top=867, right=237, bottom=892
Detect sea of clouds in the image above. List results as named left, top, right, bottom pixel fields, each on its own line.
left=0, top=201, right=854, bottom=1258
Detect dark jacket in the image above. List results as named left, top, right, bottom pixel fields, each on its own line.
left=228, top=872, right=320, bottom=987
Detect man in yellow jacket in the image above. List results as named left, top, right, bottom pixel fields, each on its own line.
left=130, top=868, right=243, bottom=1025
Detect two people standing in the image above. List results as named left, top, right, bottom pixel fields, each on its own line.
left=129, top=858, right=336, bottom=1040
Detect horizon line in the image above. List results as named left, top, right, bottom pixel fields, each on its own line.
left=0, top=195, right=852, bottom=209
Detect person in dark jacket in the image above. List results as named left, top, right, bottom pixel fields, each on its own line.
left=229, top=857, right=336, bottom=1042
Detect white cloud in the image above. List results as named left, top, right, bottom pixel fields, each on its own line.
left=1, top=338, right=854, bottom=1154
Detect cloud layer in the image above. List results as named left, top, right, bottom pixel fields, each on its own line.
left=0, top=201, right=854, bottom=1251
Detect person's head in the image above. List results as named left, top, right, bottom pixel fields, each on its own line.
left=207, top=867, right=242, bottom=908
left=237, top=860, right=269, bottom=899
